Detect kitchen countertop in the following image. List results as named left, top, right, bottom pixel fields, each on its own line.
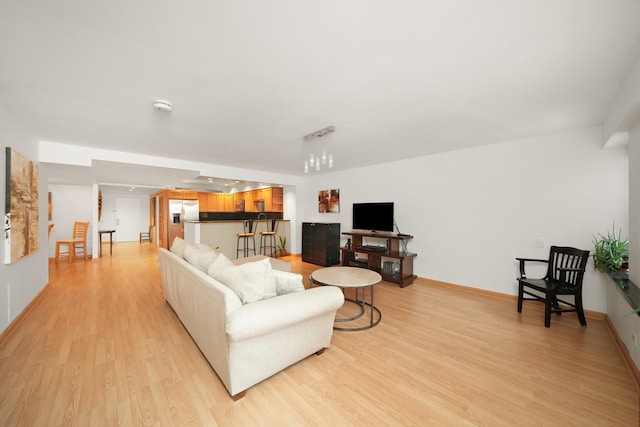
left=607, top=271, right=640, bottom=317
left=184, top=218, right=289, bottom=259
left=186, top=219, right=289, bottom=223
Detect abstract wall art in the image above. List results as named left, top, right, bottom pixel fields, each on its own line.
left=4, top=147, right=39, bottom=264
left=318, top=188, right=340, bottom=213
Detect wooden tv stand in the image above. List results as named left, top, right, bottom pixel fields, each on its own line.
left=340, top=231, right=417, bottom=287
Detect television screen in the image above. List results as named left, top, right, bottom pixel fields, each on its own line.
left=352, top=202, right=394, bottom=232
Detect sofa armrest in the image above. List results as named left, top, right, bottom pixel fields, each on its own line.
left=226, top=286, right=344, bottom=342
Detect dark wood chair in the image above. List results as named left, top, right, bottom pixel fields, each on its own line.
left=139, top=226, right=151, bottom=243
left=516, top=246, right=590, bottom=327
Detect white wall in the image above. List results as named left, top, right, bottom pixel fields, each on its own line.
left=611, top=118, right=640, bottom=369
left=630, top=124, right=640, bottom=287
left=602, top=48, right=640, bottom=370
left=603, top=52, right=640, bottom=144
left=0, top=103, right=49, bottom=334
left=47, top=184, right=93, bottom=257
left=46, top=185, right=151, bottom=256
left=97, top=188, right=150, bottom=242
left=300, top=126, right=628, bottom=313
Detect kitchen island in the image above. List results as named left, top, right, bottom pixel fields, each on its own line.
left=184, top=219, right=290, bottom=259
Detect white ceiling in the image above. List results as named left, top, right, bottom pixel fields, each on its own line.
left=2, top=1, right=640, bottom=188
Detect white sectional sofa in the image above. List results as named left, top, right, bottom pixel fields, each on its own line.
left=157, top=238, right=345, bottom=399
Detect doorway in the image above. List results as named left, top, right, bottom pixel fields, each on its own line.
left=115, top=197, right=142, bottom=242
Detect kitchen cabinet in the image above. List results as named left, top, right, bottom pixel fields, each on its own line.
left=166, top=190, right=197, bottom=200
left=207, top=193, right=219, bottom=211
left=198, top=192, right=208, bottom=212
left=180, top=188, right=283, bottom=214
left=244, top=191, right=254, bottom=211
left=223, top=194, right=234, bottom=212
left=263, top=188, right=273, bottom=211
left=151, top=189, right=199, bottom=249
left=271, top=187, right=283, bottom=212
left=157, top=193, right=166, bottom=248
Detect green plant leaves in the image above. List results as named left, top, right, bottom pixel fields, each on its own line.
left=592, top=224, right=629, bottom=272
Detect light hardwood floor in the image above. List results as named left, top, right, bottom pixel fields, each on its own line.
left=0, top=242, right=638, bottom=426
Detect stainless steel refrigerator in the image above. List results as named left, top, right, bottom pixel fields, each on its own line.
left=167, top=199, right=199, bottom=246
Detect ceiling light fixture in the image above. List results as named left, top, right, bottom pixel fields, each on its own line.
left=303, top=125, right=335, bottom=173
left=303, top=125, right=335, bottom=142
left=153, top=99, right=173, bottom=112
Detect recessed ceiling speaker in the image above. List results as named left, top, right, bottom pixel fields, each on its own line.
left=153, top=99, right=173, bottom=112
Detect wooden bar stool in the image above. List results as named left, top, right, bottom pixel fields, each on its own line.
left=260, top=219, right=278, bottom=257
left=236, top=219, right=256, bottom=258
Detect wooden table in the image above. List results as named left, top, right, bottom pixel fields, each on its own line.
left=98, top=230, right=115, bottom=257
left=310, top=266, right=382, bottom=331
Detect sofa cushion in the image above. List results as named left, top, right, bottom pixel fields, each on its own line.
left=184, top=244, right=218, bottom=272
left=209, top=254, right=277, bottom=304
left=272, top=270, right=305, bottom=296
left=233, top=255, right=292, bottom=273
left=170, top=236, right=190, bottom=258
left=196, top=243, right=214, bottom=251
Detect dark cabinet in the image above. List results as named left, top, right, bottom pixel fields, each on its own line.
left=340, top=231, right=417, bottom=287
left=302, top=222, right=340, bottom=266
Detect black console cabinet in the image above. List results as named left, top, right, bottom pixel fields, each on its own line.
left=302, top=222, right=340, bottom=266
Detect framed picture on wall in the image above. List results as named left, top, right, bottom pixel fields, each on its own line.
left=318, top=189, right=340, bottom=213
left=4, top=147, right=39, bottom=264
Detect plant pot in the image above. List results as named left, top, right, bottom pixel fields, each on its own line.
left=620, top=257, right=629, bottom=272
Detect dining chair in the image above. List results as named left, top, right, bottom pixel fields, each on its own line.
left=139, top=226, right=151, bottom=243
left=516, top=246, right=590, bottom=327
left=55, top=221, right=90, bottom=263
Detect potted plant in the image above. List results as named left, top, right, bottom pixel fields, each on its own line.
left=592, top=224, right=629, bottom=273
left=277, top=236, right=287, bottom=257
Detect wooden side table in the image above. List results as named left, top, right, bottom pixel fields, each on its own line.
left=98, top=230, right=115, bottom=257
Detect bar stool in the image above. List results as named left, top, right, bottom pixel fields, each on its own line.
left=236, top=219, right=256, bottom=258
left=260, top=219, right=279, bottom=257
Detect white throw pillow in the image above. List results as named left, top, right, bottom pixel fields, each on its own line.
left=209, top=254, right=276, bottom=304
left=184, top=244, right=217, bottom=272
left=196, top=243, right=215, bottom=251
left=272, top=270, right=305, bottom=296
left=170, top=237, right=189, bottom=258
left=208, top=252, right=234, bottom=274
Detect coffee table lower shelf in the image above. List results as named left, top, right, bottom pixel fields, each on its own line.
left=310, top=266, right=382, bottom=331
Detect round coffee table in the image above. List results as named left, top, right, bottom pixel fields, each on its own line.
left=310, top=266, right=382, bottom=331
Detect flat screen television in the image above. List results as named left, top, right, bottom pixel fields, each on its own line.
left=352, top=202, right=394, bottom=232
